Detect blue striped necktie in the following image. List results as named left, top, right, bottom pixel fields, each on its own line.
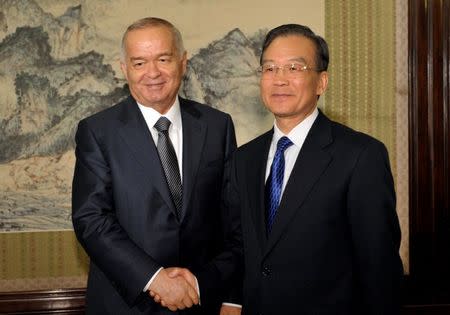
left=265, top=136, right=293, bottom=234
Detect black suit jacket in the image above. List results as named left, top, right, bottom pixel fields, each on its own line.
left=72, top=96, right=240, bottom=314
left=228, top=111, right=403, bottom=315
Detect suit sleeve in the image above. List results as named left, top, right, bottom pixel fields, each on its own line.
left=195, top=114, right=244, bottom=306
left=221, top=148, right=244, bottom=305
left=347, top=139, right=403, bottom=314
left=72, top=119, right=160, bottom=306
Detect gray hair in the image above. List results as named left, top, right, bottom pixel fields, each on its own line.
left=120, top=17, right=185, bottom=61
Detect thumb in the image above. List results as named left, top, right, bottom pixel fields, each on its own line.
left=167, top=267, right=183, bottom=278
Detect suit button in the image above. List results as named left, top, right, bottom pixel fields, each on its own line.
left=261, top=266, right=271, bottom=276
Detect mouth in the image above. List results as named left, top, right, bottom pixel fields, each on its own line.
left=271, top=93, right=292, bottom=100
left=142, top=82, right=165, bottom=90
left=272, top=92, right=292, bottom=96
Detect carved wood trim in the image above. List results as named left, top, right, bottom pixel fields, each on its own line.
left=0, top=289, right=85, bottom=314
left=407, top=0, right=450, bottom=306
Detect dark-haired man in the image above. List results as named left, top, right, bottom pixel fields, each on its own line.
left=227, top=24, right=403, bottom=314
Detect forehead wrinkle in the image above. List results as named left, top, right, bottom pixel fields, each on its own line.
left=125, top=40, right=177, bottom=60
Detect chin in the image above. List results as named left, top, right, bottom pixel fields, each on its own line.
left=267, top=104, right=293, bottom=114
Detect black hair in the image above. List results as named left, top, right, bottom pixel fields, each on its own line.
left=260, top=24, right=329, bottom=71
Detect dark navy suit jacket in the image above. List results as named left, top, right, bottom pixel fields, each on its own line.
left=72, top=96, right=241, bottom=314
left=227, top=111, right=403, bottom=315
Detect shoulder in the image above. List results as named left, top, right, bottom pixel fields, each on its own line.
left=321, top=114, right=390, bottom=169
left=326, top=115, right=387, bottom=153
left=236, top=129, right=272, bottom=157
left=78, top=96, right=132, bottom=129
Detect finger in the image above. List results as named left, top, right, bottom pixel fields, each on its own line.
left=168, top=304, right=178, bottom=312
left=179, top=269, right=197, bottom=288
left=182, top=295, right=194, bottom=308
left=186, top=283, right=199, bottom=305
left=153, top=294, right=161, bottom=303
left=149, top=290, right=155, bottom=297
left=174, top=298, right=186, bottom=310
left=185, top=276, right=197, bottom=289
left=181, top=289, right=194, bottom=308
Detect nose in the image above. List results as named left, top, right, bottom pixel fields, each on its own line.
left=272, top=70, right=289, bottom=85
left=144, top=61, right=161, bottom=78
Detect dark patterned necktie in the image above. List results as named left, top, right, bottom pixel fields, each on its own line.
left=265, top=136, right=293, bottom=234
left=154, top=117, right=182, bottom=219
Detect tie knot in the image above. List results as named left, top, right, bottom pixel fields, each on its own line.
left=276, top=136, right=293, bottom=153
left=154, top=116, right=171, bottom=132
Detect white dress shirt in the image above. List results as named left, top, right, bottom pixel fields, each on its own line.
left=265, top=108, right=319, bottom=192
left=137, top=98, right=183, bottom=180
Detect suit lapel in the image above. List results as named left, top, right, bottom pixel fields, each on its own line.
left=246, top=130, right=273, bottom=251
left=264, top=112, right=334, bottom=258
left=180, top=98, right=206, bottom=221
left=117, top=97, right=177, bottom=217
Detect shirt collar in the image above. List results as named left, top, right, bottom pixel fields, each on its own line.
left=137, top=97, right=182, bottom=131
left=272, top=107, right=319, bottom=147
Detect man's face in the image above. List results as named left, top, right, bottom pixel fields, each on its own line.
left=120, top=26, right=187, bottom=113
left=260, top=35, right=328, bottom=123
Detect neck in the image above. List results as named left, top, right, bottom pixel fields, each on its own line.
left=133, top=95, right=177, bottom=115
left=275, top=107, right=317, bottom=134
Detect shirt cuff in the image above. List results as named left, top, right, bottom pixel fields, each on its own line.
left=194, top=275, right=201, bottom=305
left=143, top=267, right=164, bottom=292
left=222, top=302, right=242, bottom=308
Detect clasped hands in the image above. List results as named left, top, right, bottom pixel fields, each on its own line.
left=148, top=267, right=199, bottom=311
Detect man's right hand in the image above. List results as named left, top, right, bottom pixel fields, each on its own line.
left=148, top=268, right=199, bottom=311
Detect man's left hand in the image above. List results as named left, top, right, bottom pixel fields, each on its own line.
left=220, top=304, right=242, bottom=315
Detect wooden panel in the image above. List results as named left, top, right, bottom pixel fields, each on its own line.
left=407, top=0, right=450, bottom=306
left=0, top=289, right=85, bottom=314
left=0, top=289, right=450, bottom=314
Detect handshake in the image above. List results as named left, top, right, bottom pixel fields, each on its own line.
left=148, top=267, right=241, bottom=314
left=148, top=267, right=199, bottom=311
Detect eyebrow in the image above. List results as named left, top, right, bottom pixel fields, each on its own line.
left=129, top=52, right=175, bottom=61
left=129, top=57, right=146, bottom=61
